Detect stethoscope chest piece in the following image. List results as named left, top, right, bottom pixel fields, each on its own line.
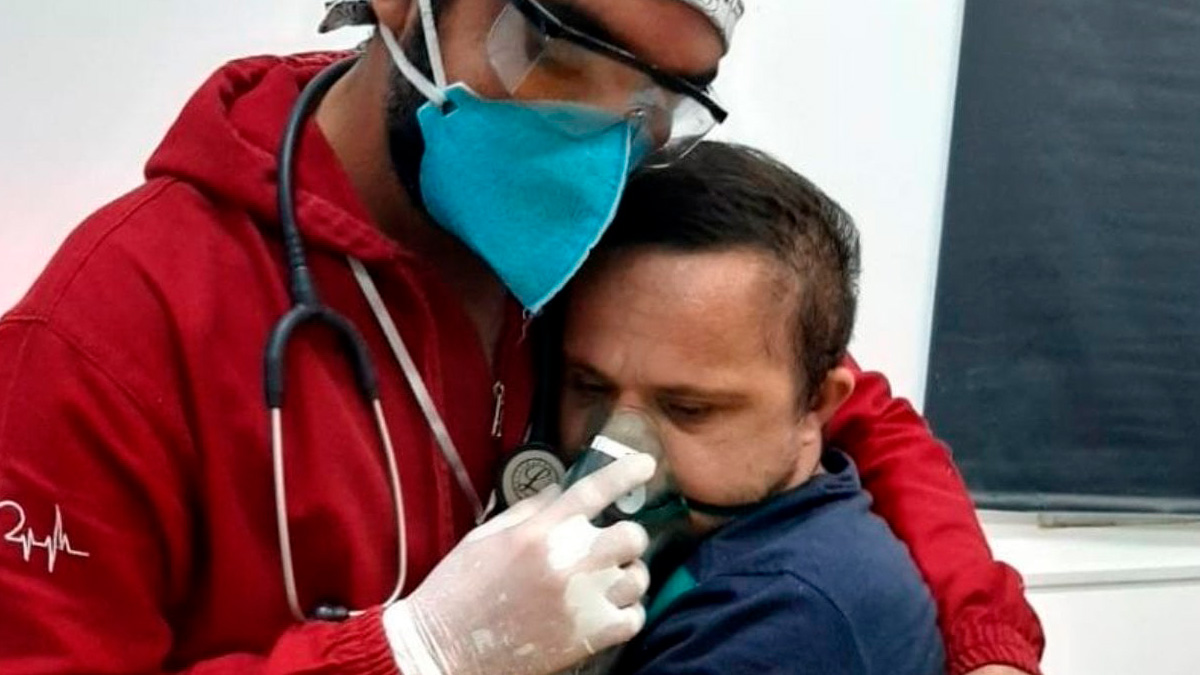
left=499, top=443, right=566, bottom=508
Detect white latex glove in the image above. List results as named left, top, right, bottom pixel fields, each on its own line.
left=384, top=453, right=656, bottom=675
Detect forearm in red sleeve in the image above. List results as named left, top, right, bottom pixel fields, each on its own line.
left=827, top=355, right=1044, bottom=675
left=0, top=321, right=399, bottom=675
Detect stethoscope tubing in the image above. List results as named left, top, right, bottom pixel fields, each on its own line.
left=265, top=56, right=407, bottom=622
left=262, top=53, right=568, bottom=623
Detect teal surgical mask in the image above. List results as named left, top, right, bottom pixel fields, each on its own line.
left=380, top=10, right=647, bottom=313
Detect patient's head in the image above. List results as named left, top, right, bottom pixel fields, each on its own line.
left=560, top=141, right=861, bottom=517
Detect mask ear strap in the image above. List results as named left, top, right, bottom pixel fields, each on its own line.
left=415, top=0, right=448, bottom=89
left=376, top=7, right=448, bottom=109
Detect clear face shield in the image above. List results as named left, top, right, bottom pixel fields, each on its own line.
left=486, top=0, right=728, bottom=167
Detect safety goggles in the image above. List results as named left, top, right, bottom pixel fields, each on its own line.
left=487, top=0, right=728, bottom=166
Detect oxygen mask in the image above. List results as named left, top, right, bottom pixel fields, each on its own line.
left=563, top=408, right=689, bottom=531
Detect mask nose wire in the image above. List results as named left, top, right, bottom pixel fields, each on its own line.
left=377, top=1, right=449, bottom=109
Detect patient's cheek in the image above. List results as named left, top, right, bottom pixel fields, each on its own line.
left=558, top=402, right=590, bottom=453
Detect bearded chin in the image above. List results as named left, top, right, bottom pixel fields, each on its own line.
left=384, top=30, right=435, bottom=215
left=386, top=86, right=427, bottom=212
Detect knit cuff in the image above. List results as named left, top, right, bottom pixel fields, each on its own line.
left=946, top=620, right=1043, bottom=675
left=326, top=606, right=402, bottom=675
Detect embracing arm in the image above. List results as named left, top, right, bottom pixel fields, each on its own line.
left=827, top=356, right=1044, bottom=675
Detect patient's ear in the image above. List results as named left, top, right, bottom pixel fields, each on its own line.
left=808, top=366, right=855, bottom=426
left=791, top=366, right=856, bottom=455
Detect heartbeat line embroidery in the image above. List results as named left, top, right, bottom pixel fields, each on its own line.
left=0, top=500, right=90, bottom=573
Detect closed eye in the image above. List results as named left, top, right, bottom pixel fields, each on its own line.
left=660, top=399, right=715, bottom=425
left=565, top=369, right=614, bottom=400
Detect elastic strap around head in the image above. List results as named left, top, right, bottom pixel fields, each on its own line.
left=416, top=0, right=448, bottom=89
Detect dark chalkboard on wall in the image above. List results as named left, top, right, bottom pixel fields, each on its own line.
left=925, top=0, right=1200, bottom=512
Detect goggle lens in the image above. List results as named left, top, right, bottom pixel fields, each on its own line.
left=486, top=3, right=720, bottom=165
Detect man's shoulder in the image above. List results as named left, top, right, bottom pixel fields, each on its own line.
left=623, top=566, right=870, bottom=675
left=2, top=177, right=269, bottom=411
left=774, top=490, right=930, bottom=599
left=706, top=478, right=937, bottom=614
left=654, top=476, right=945, bottom=674
left=10, top=177, right=254, bottom=324
left=691, top=468, right=912, bottom=585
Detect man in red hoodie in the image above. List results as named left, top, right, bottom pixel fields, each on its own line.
left=0, top=0, right=1042, bottom=673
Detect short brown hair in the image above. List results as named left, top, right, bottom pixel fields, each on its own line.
left=601, top=141, right=861, bottom=402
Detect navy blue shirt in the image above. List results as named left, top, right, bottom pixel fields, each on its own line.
left=616, top=451, right=944, bottom=675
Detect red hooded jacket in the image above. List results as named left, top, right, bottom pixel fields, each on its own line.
left=0, top=54, right=1042, bottom=674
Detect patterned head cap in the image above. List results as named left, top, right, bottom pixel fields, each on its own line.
left=319, top=0, right=744, bottom=48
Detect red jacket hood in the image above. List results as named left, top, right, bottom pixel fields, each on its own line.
left=146, top=51, right=401, bottom=265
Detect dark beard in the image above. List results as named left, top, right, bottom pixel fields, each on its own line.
left=384, top=23, right=438, bottom=214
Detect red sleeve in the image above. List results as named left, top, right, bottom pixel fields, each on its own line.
left=169, top=609, right=397, bottom=675
left=0, top=319, right=398, bottom=674
left=827, top=356, right=1044, bottom=675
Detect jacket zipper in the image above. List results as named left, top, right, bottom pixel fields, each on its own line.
left=491, top=381, right=506, bottom=440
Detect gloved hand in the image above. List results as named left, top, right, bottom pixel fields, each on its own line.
left=384, top=453, right=656, bottom=675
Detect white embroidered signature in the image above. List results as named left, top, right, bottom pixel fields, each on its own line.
left=0, top=500, right=90, bottom=573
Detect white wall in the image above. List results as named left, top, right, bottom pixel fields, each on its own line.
left=714, top=0, right=964, bottom=408
left=981, top=513, right=1200, bottom=675
left=0, top=1, right=367, bottom=312
left=2, top=2, right=1199, bottom=674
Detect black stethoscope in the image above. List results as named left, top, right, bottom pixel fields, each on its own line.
left=264, top=57, right=565, bottom=623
